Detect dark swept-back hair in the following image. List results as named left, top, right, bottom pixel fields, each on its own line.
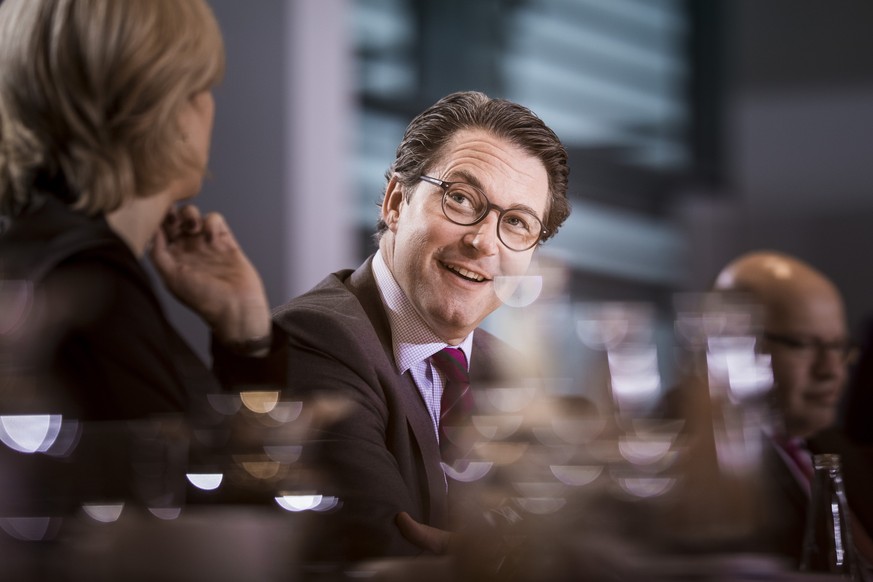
left=377, top=91, right=570, bottom=242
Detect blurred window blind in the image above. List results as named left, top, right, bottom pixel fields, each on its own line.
left=502, top=0, right=689, bottom=171
left=353, top=0, right=692, bottom=285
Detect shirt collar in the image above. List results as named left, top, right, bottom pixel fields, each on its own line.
left=372, top=250, right=474, bottom=374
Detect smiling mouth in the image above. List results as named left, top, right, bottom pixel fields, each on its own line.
left=804, top=390, right=839, bottom=405
left=442, top=262, right=488, bottom=283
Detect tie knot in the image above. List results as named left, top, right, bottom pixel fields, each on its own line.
left=431, top=347, right=469, bottom=384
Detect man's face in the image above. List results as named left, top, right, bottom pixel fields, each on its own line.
left=381, top=128, right=550, bottom=344
left=764, top=286, right=849, bottom=438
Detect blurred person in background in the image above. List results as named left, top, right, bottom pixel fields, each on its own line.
left=272, top=91, right=570, bottom=565
left=713, top=251, right=873, bottom=569
left=0, top=0, right=284, bottom=423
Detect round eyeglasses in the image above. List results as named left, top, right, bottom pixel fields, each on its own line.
left=419, top=175, right=547, bottom=252
left=763, top=332, right=859, bottom=364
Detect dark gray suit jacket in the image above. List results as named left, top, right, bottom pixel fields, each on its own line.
left=273, top=257, right=522, bottom=561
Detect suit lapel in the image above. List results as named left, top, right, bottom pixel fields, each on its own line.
left=764, top=437, right=808, bottom=516
left=346, top=258, right=448, bottom=527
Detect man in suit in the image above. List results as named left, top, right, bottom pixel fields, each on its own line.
left=713, top=251, right=873, bottom=568
left=269, top=91, right=570, bottom=562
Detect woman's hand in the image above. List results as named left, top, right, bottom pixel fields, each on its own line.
left=150, top=204, right=271, bottom=353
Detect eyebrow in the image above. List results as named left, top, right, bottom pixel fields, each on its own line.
left=444, top=169, right=544, bottom=219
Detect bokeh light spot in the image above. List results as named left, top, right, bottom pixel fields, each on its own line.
left=0, top=414, right=62, bottom=453
left=493, top=275, right=543, bottom=307
left=186, top=473, right=223, bottom=491
left=82, top=503, right=124, bottom=523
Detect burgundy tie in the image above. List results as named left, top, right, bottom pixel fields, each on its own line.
left=430, top=347, right=472, bottom=464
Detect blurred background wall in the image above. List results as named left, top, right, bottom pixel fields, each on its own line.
left=163, top=0, right=873, bottom=361
left=679, top=0, right=873, bottom=336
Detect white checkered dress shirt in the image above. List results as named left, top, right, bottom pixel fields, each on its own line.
left=372, top=251, right=473, bottom=438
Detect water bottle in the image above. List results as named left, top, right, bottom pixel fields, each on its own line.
left=800, top=453, right=861, bottom=580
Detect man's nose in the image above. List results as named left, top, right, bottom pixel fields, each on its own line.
left=812, top=346, right=846, bottom=378
left=464, top=211, right=500, bottom=255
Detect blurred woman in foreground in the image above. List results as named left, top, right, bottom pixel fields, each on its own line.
left=0, top=0, right=278, bottom=421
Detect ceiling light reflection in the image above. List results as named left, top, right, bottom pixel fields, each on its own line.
left=483, top=385, right=538, bottom=413
left=44, top=419, right=80, bottom=457
left=148, top=507, right=182, bottom=520
left=207, top=393, right=241, bottom=415
left=550, top=417, right=605, bottom=444
left=82, top=503, right=124, bottom=523
left=577, top=317, right=627, bottom=350
left=240, top=391, right=280, bottom=414
left=0, top=414, right=63, bottom=453
left=707, top=337, right=773, bottom=401
left=268, top=401, right=303, bottom=423
left=0, top=516, right=60, bottom=541
left=312, top=497, right=341, bottom=512
left=616, top=477, right=675, bottom=498
left=727, top=360, right=772, bottom=401
left=550, top=465, right=603, bottom=486
left=275, top=495, right=317, bottom=511
left=608, top=347, right=661, bottom=406
left=471, top=415, right=523, bottom=440
left=493, top=275, right=543, bottom=307
left=275, top=494, right=340, bottom=512
left=263, top=444, right=302, bottom=463
left=441, top=460, right=493, bottom=482
left=186, top=473, right=223, bottom=491
left=618, top=437, right=673, bottom=465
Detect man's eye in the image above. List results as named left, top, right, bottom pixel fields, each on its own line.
left=503, top=213, right=533, bottom=233
left=448, top=191, right=473, bottom=205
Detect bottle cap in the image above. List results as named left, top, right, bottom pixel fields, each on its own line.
left=811, top=453, right=841, bottom=470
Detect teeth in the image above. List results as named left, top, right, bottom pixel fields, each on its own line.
left=446, top=263, right=485, bottom=282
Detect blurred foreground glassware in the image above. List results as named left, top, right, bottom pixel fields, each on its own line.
left=661, top=293, right=770, bottom=551
left=800, top=454, right=861, bottom=580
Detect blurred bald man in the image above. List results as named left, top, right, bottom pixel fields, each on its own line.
left=714, top=250, right=873, bottom=569
left=715, top=251, right=852, bottom=440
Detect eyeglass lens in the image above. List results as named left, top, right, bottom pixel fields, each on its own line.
left=440, top=182, right=542, bottom=251
left=765, top=333, right=856, bottom=361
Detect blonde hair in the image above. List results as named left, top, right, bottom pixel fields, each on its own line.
left=0, top=0, right=225, bottom=216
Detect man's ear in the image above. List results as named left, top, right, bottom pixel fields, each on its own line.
left=381, top=174, right=405, bottom=233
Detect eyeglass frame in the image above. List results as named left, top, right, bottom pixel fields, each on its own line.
left=762, top=331, right=858, bottom=363
left=418, top=175, right=548, bottom=252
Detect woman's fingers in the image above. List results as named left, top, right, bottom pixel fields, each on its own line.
left=202, top=212, right=239, bottom=249
left=177, top=204, right=204, bottom=235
